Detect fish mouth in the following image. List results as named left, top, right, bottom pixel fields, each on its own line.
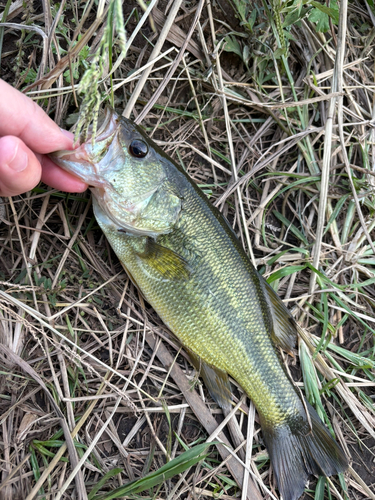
left=87, top=106, right=120, bottom=144
left=50, top=107, right=122, bottom=187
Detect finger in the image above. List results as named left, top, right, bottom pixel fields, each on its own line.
left=0, top=136, right=41, bottom=196
left=0, top=79, right=73, bottom=154
left=40, top=156, right=88, bottom=193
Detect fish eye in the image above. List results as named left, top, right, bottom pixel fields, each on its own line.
left=129, top=140, right=148, bottom=158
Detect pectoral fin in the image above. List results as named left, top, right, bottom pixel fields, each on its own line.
left=136, top=238, right=191, bottom=280
left=188, top=351, right=232, bottom=411
left=264, top=280, right=298, bottom=354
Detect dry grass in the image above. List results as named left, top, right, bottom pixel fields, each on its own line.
left=1, top=0, right=375, bottom=499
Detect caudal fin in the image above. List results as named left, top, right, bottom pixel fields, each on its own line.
left=261, top=401, right=348, bottom=500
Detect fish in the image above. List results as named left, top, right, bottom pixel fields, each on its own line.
left=50, top=108, right=348, bottom=500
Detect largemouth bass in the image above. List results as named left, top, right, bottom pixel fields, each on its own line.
left=51, top=108, right=348, bottom=500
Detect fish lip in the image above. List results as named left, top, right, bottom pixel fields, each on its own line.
left=49, top=148, right=100, bottom=186
left=49, top=107, right=122, bottom=187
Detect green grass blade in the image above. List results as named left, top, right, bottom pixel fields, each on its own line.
left=272, top=211, right=308, bottom=245
left=314, top=476, right=327, bottom=500
left=0, top=0, right=12, bottom=71
left=88, top=468, right=123, bottom=499
left=267, top=264, right=306, bottom=283
left=266, top=247, right=309, bottom=266
left=92, top=442, right=215, bottom=499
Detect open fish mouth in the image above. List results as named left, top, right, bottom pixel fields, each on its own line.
left=49, top=108, right=121, bottom=187
left=82, top=106, right=121, bottom=145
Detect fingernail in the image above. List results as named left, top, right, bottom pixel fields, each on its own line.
left=8, top=146, right=28, bottom=172
left=58, top=128, right=77, bottom=150
left=59, top=128, right=73, bottom=139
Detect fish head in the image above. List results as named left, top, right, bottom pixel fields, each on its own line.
left=50, top=108, right=181, bottom=237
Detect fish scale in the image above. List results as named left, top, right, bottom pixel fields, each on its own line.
left=107, top=188, right=292, bottom=418
left=51, top=108, right=348, bottom=500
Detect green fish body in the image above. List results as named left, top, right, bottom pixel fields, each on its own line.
left=51, top=109, right=348, bottom=500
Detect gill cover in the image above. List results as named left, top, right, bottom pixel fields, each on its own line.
left=51, top=108, right=182, bottom=237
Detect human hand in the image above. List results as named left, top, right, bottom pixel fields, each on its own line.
left=0, top=79, right=88, bottom=196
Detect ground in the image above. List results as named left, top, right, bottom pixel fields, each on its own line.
left=0, top=0, right=375, bottom=499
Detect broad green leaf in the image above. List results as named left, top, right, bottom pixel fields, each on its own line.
left=223, top=35, right=242, bottom=58
left=310, top=0, right=339, bottom=21
left=308, top=8, right=330, bottom=32
left=283, top=7, right=308, bottom=28
left=309, top=0, right=338, bottom=32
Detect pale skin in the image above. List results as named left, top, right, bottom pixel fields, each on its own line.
left=0, top=79, right=88, bottom=196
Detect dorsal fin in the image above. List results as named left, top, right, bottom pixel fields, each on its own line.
left=263, top=279, right=298, bottom=354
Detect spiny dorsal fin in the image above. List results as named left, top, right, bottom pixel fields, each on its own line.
left=188, top=350, right=232, bottom=411
left=263, top=279, right=298, bottom=354
left=136, top=238, right=191, bottom=280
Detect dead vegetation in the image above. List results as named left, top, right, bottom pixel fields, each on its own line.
left=0, top=0, right=375, bottom=498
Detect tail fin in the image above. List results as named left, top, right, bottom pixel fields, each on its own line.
left=261, top=401, right=348, bottom=500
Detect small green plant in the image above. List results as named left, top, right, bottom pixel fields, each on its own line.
left=228, top=0, right=339, bottom=63
left=63, top=38, right=90, bottom=84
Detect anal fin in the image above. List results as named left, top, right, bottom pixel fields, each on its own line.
left=188, top=350, right=232, bottom=411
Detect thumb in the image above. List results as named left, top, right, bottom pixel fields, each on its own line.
left=0, top=136, right=42, bottom=196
